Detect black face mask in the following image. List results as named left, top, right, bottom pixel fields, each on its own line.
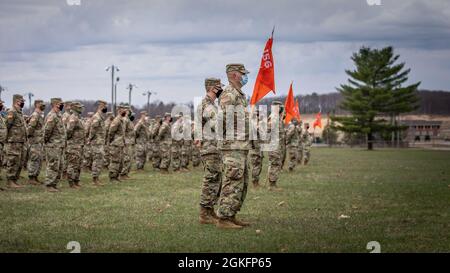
left=130, top=115, right=135, bottom=122
left=102, top=107, right=108, bottom=113
left=214, top=86, right=223, bottom=98
left=39, top=105, right=46, bottom=111
left=59, top=104, right=64, bottom=111
left=0, top=105, right=3, bottom=111
left=19, top=102, right=25, bottom=108
left=159, top=120, right=163, bottom=125
left=121, top=112, right=127, bottom=117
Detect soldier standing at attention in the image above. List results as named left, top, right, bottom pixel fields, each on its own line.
left=61, top=101, right=72, bottom=179
left=120, top=108, right=135, bottom=179
left=302, top=122, right=313, bottom=165
left=82, top=112, right=94, bottom=171
left=88, top=100, right=108, bottom=186
left=43, top=98, right=66, bottom=192
left=5, top=94, right=27, bottom=189
left=103, top=112, right=114, bottom=169
left=157, top=113, right=172, bottom=174
left=134, top=111, right=149, bottom=171
left=170, top=114, right=183, bottom=172
left=191, top=122, right=202, bottom=168
left=286, top=118, right=300, bottom=171
left=0, top=101, right=8, bottom=191
left=216, top=64, right=252, bottom=229
left=65, top=102, right=85, bottom=189
left=27, top=100, right=46, bottom=185
left=297, top=120, right=304, bottom=164
left=249, top=108, right=263, bottom=188
left=198, top=78, right=224, bottom=224
left=107, top=105, right=127, bottom=182
left=147, top=118, right=155, bottom=163
left=267, top=101, right=285, bottom=191
left=151, top=115, right=162, bottom=170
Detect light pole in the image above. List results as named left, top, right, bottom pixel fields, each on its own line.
left=24, top=92, right=34, bottom=114
left=105, top=65, right=120, bottom=115
left=142, top=91, right=157, bottom=114
left=126, top=83, right=137, bottom=106
left=114, top=77, right=120, bottom=115
left=0, top=85, right=6, bottom=101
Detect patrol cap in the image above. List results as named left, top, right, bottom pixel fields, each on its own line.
left=95, top=100, right=107, bottom=106
left=226, top=63, right=250, bottom=74
left=50, top=98, right=63, bottom=105
left=272, top=100, right=282, bottom=105
left=13, top=94, right=25, bottom=102
left=117, top=103, right=128, bottom=110
left=155, top=115, right=162, bottom=120
left=34, top=99, right=45, bottom=106
left=204, top=77, right=224, bottom=90
left=64, top=101, right=73, bottom=107
left=71, top=102, right=83, bottom=111
left=140, top=111, right=147, bottom=116
left=164, top=112, right=171, bottom=118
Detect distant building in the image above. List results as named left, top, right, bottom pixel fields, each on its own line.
left=401, top=120, right=443, bottom=142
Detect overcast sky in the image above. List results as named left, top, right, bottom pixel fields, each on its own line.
left=1, top=0, right=450, bottom=107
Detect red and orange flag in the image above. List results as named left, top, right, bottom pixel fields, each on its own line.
left=313, top=111, right=322, bottom=129
left=294, top=98, right=301, bottom=121
left=250, top=32, right=275, bottom=105
left=284, top=82, right=296, bottom=124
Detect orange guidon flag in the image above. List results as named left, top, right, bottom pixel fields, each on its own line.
left=284, top=82, right=296, bottom=124
left=250, top=36, right=275, bottom=105
left=313, top=111, right=322, bottom=129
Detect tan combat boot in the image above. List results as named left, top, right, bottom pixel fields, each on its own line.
left=216, top=217, right=243, bottom=229
left=7, top=180, right=23, bottom=189
left=252, top=181, right=260, bottom=188
left=110, top=177, right=121, bottom=183
left=74, top=181, right=82, bottom=189
left=268, top=182, right=283, bottom=192
left=92, top=177, right=104, bottom=186
left=199, top=207, right=216, bottom=225
left=46, top=185, right=60, bottom=192
left=28, top=177, right=39, bottom=186
left=231, top=216, right=251, bottom=227
left=160, top=169, right=169, bottom=174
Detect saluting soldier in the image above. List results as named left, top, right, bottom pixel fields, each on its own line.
left=157, top=113, right=172, bottom=174
left=134, top=111, right=149, bottom=171
left=27, top=99, right=46, bottom=185
left=107, top=105, right=127, bottom=182
left=89, top=100, right=108, bottom=186
left=65, top=102, right=85, bottom=189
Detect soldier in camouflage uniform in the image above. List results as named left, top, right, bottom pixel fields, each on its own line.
left=286, top=118, right=300, bottom=171
left=107, top=105, right=127, bottom=182
left=43, top=98, right=66, bottom=192
left=147, top=118, right=155, bottom=163
left=5, top=94, right=27, bottom=189
left=61, top=101, right=72, bottom=178
left=191, top=122, right=201, bottom=168
left=151, top=115, right=162, bottom=170
left=65, top=102, right=85, bottom=189
left=88, top=100, right=108, bottom=185
left=157, top=113, right=172, bottom=174
left=249, top=108, right=263, bottom=188
left=27, top=99, right=46, bottom=185
left=215, top=63, right=252, bottom=229
left=120, top=108, right=135, bottom=179
left=103, top=112, right=114, bottom=168
left=180, top=115, right=192, bottom=171
left=170, top=114, right=183, bottom=172
left=82, top=112, right=94, bottom=171
left=134, top=111, right=149, bottom=171
left=198, top=78, right=224, bottom=224
left=0, top=101, right=7, bottom=191
left=302, top=122, right=312, bottom=165
left=267, top=101, right=285, bottom=191
left=297, top=120, right=304, bottom=164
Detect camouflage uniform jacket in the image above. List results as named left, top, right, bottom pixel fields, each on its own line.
left=6, top=106, right=27, bottom=143
left=124, top=118, right=136, bottom=145
left=157, top=121, right=171, bottom=143
left=89, top=112, right=106, bottom=145
left=198, top=95, right=219, bottom=155
left=44, top=110, right=66, bottom=148
left=27, top=111, right=45, bottom=144
left=108, top=115, right=125, bottom=147
left=134, top=119, right=149, bottom=145
left=66, top=112, right=85, bottom=146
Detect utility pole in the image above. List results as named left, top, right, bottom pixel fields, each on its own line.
left=0, top=85, right=6, bottom=100
left=126, top=83, right=137, bottom=106
left=105, top=65, right=120, bottom=115
left=24, top=92, right=34, bottom=114
left=114, top=77, right=120, bottom=114
left=142, top=91, right=157, bottom=114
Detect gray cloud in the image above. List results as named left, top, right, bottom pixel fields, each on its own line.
left=0, top=0, right=449, bottom=106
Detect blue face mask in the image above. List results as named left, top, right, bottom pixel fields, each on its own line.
left=240, top=74, right=248, bottom=86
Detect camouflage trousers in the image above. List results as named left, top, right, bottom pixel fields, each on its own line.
left=152, top=142, right=161, bottom=169
left=181, top=143, right=191, bottom=168
left=135, top=143, right=147, bottom=170
left=108, top=145, right=124, bottom=179
left=288, top=145, right=299, bottom=170
left=281, top=143, right=287, bottom=170
left=159, top=142, right=171, bottom=170
left=268, top=149, right=282, bottom=185
left=27, top=143, right=43, bottom=178
left=104, top=145, right=110, bottom=168
left=249, top=148, right=263, bottom=183
left=191, top=145, right=201, bottom=167
left=91, top=144, right=104, bottom=179
left=147, top=141, right=154, bottom=162
left=297, top=144, right=303, bottom=163
left=121, top=144, right=134, bottom=175
left=171, top=141, right=182, bottom=171
left=303, top=147, right=311, bottom=163
left=5, top=142, right=27, bottom=181
left=200, top=153, right=222, bottom=208
left=22, top=144, right=28, bottom=170
left=66, top=144, right=83, bottom=183
left=44, top=146, right=64, bottom=187
left=82, top=145, right=93, bottom=170
left=217, top=150, right=249, bottom=218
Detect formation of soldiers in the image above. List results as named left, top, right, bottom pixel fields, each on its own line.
left=0, top=64, right=313, bottom=230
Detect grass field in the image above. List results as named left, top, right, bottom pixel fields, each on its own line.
left=0, top=148, right=449, bottom=253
